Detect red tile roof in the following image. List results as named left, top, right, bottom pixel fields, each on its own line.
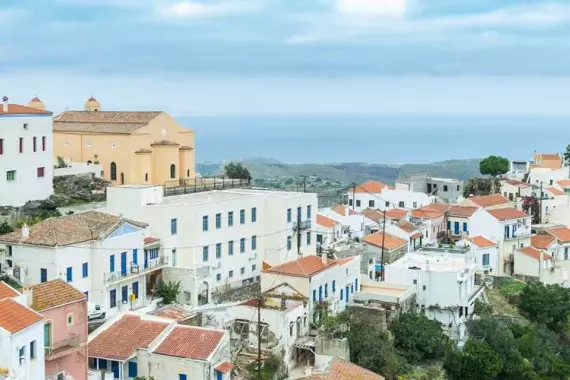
left=425, top=203, right=451, bottom=212
left=397, top=221, right=418, bottom=233
left=487, top=208, right=528, bottom=221
left=468, top=194, right=510, bottom=208
left=412, top=208, right=443, bottom=219
left=88, top=315, right=169, bottom=361
left=546, top=226, right=570, bottom=243
left=30, top=279, right=86, bottom=312
left=531, top=235, right=556, bottom=250
left=331, top=204, right=358, bottom=216
left=411, top=232, right=423, bottom=239
left=317, top=214, right=340, bottom=229
left=0, top=298, right=43, bottom=334
left=0, top=104, right=52, bottom=115
left=519, top=246, right=551, bottom=260
left=144, top=236, right=160, bottom=244
left=447, top=206, right=478, bottom=218
left=546, top=186, right=566, bottom=196
left=353, top=180, right=388, bottom=193
left=0, top=281, right=19, bottom=301
left=363, top=232, right=408, bottom=251
left=263, top=255, right=338, bottom=278
left=215, top=362, right=233, bottom=374
left=385, top=208, right=408, bottom=220
left=536, top=153, right=560, bottom=160
left=154, top=326, right=225, bottom=360
left=469, top=236, right=497, bottom=248
left=361, top=209, right=383, bottom=223
left=504, top=180, right=532, bottom=189
left=557, top=180, right=570, bottom=188
left=325, top=358, right=385, bottom=380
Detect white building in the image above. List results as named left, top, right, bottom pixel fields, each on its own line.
left=410, top=205, right=448, bottom=244
left=396, top=174, right=463, bottom=203
left=319, top=204, right=366, bottom=239
left=261, top=255, right=361, bottom=324
left=105, top=185, right=317, bottom=307
left=88, top=313, right=231, bottom=380
left=384, top=252, right=483, bottom=340
left=469, top=208, right=531, bottom=275
left=513, top=246, right=567, bottom=285
left=541, top=186, right=569, bottom=223
left=528, top=167, right=568, bottom=188
left=0, top=283, right=45, bottom=380
left=0, top=211, right=164, bottom=318
left=345, top=180, right=433, bottom=212
left=500, top=179, right=532, bottom=203
left=460, top=194, right=512, bottom=210
left=445, top=206, right=480, bottom=238
left=457, top=236, right=499, bottom=274
left=0, top=97, right=53, bottom=206
left=315, top=214, right=342, bottom=249
left=507, top=160, right=530, bottom=180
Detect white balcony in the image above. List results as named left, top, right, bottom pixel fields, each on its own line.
left=103, top=256, right=169, bottom=284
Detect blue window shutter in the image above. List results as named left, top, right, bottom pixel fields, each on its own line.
left=40, top=268, right=47, bottom=283
left=340, top=289, right=343, bottom=300
left=128, top=362, right=138, bottom=378
left=66, top=267, right=72, bottom=282
left=179, top=375, right=187, bottom=380
left=82, top=263, right=88, bottom=278
left=133, top=249, right=138, bottom=264
left=110, top=255, right=115, bottom=272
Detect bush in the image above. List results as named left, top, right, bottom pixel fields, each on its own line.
left=156, top=280, right=181, bottom=305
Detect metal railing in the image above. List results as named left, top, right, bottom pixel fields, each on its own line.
left=293, top=220, right=312, bottom=229
left=45, top=333, right=81, bottom=357
left=104, top=256, right=169, bottom=283
left=163, top=177, right=250, bottom=197
left=212, top=276, right=259, bottom=295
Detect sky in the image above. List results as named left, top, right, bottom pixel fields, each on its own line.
left=2, top=0, right=570, bottom=115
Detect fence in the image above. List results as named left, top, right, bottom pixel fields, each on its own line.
left=163, top=177, right=250, bottom=197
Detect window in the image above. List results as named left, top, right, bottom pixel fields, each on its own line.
left=0, top=138, right=3, bottom=155
left=202, top=246, right=209, bottom=262
left=313, top=290, right=316, bottom=301
left=128, top=362, right=137, bottom=378
left=228, top=211, right=234, bottom=227
left=565, top=247, right=569, bottom=260
left=6, top=170, right=16, bottom=181
left=325, top=283, right=328, bottom=298
left=171, top=218, right=178, bottom=235
left=290, top=323, right=294, bottom=336
left=202, top=216, right=209, bottom=231
left=368, top=200, right=375, bottom=208
left=287, top=236, right=292, bottom=251
left=179, top=375, right=187, bottom=380
left=228, top=240, right=234, bottom=256
left=170, top=164, right=176, bottom=179
left=447, top=221, right=451, bottom=231
left=110, top=289, right=117, bottom=308
left=87, top=140, right=92, bottom=147
left=37, top=167, right=45, bottom=178
left=413, top=202, right=417, bottom=208
left=240, top=238, right=246, bottom=253
left=349, top=199, right=353, bottom=206
left=459, top=307, right=463, bottom=318
left=216, top=243, right=222, bottom=258
left=216, top=274, right=222, bottom=281
left=66, top=267, right=72, bottom=282
left=340, top=289, right=344, bottom=300
left=40, top=268, right=47, bottom=283
left=110, top=162, right=117, bottom=181
left=385, top=201, right=390, bottom=207
left=19, top=137, right=23, bottom=153
left=19, top=346, right=25, bottom=359
left=241, top=267, right=245, bottom=275
left=30, top=340, right=36, bottom=359
left=504, top=225, right=510, bottom=239
left=110, top=255, right=115, bottom=272
left=145, top=173, right=148, bottom=182
left=443, top=185, right=448, bottom=192
left=252, top=264, right=256, bottom=271
left=33, top=136, right=37, bottom=152
left=82, top=263, right=88, bottom=278
left=252, top=207, right=257, bottom=223
left=422, top=285, right=426, bottom=291
left=463, top=222, right=468, bottom=232
left=216, top=213, right=222, bottom=229
left=240, top=209, right=245, bottom=224
left=398, top=201, right=405, bottom=208
left=482, top=253, right=490, bottom=266
left=356, top=200, right=361, bottom=207
left=251, top=235, right=257, bottom=250
left=229, top=270, right=234, bottom=278
left=287, top=208, right=292, bottom=223
left=319, top=285, right=323, bottom=301
left=413, top=279, right=417, bottom=285
left=306, top=231, right=311, bottom=245
left=307, top=205, right=312, bottom=219
left=67, top=313, right=74, bottom=326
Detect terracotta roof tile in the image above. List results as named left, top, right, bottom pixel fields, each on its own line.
left=0, top=298, right=43, bottom=334
left=0, top=282, right=19, bottom=301
left=557, top=180, right=570, bottom=188
left=385, top=208, right=408, bottom=220
left=0, top=104, right=52, bottom=115
left=154, top=326, right=225, bottom=360
left=487, top=208, right=528, bottom=221
left=397, top=221, right=418, bottom=233
left=135, top=148, right=152, bottom=154
left=353, top=180, right=388, bottom=194
left=325, top=358, right=385, bottom=380
left=144, top=236, right=160, bottom=244
left=150, top=140, right=180, bottom=147
left=263, top=255, right=338, bottom=278
left=469, top=236, right=497, bottom=248
left=519, top=246, right=551, bottom=260
left=504, top=179, right=532, bottom=189
left=425, top=203, right=450, bottom=212
left=330, top=204, right=358, bottom=216
left=536, top=153, right=560, bottom=160
left=317, top=214, right=340, bottom=229
left=151, top=305, right=195, bottom=322
left=531, top=235, right=556, bottom=250
left=215, top=362, right=233, bottom=374
left=53, top=111, right=162, bottom=134
left=30, top=279, right=86, bottom=312
left=546, top=186, right=566, bottom=196
left=88, top=315, right=169, bottom=361
left=447, top=206, right=478, bottom=218
left=411, top=232, right=423, bottom=239
left=179, top=146, right=193, bottom=151
left=0, top=211, right=147, bottom=247
left=546, top=226, right=570, bottom=243
left=363, top=232, right=408, bottom=251
left=412, top=208, right=443, bottom=219
left=468, top=194, right=510, bottom=208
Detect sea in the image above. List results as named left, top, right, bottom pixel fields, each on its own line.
left=178, top=114, right=570, bottom=164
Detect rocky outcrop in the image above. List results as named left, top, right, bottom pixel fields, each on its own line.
left=53, top=174, right=110, bottom=203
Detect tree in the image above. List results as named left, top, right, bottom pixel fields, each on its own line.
left=517, top=324, right=570, bottom=378
left=0, top=221, right=13, bottom=235
left=518, top=283, right=570, bottom=332
left=389, top=312, right=449, bottom=364
left=444, top=340, right=504, bottom=380
left=564, top=144, right=570, bottom=167
left=479, top=155, right=509, bottom=193
left=462, top=177, right=500, bottom=197
left=156, top=280, right=181, bottom=305
left=224, top=162, right=252, bottom=182
left=521, top=196, right=540, bottom=224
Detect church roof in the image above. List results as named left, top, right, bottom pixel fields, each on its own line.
left=53, top=111, right=163, bottom=134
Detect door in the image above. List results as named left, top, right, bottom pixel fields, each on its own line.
left=122, top=286, right=128, bottom=304
left=44, top=322, right=52, bottom=348
left=121, top=252, right=127, bottom=276
left=144, top=250, right=149, bottom=269
left=111, top=361, right=119, bottom=379
left=132, top=281, right=139, bottom=300
left=454, top=222, right=459, bottom=235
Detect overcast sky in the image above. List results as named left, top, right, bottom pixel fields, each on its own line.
left=2, top=0, right=570, bottom=115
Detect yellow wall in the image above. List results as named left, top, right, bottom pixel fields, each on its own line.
left=152, top=146, right=180, bottom=186
left=53, top=112, right=195, bottom=185
left=133, top=152, right=153, bottom=184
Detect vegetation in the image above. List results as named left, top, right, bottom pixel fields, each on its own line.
left=224, top=162, right=252, bottom=182
left=15, top=209, right=62, bottom=228
left=518, top=283, right=570, bottom=332
left=564, top=144, right=570, bottom=167
left=55, top=156, right=67, bottom=169
left=521, top=196, right=540, bottom=224
left=462, top=177, right=500, bottom=198
left=0, top=221, right=13, bottom=234
left=246, top=352, right=287, bottom=380
left=156, top=280, right=181, bottom=305
left=479, top=155, right=509, bottom=193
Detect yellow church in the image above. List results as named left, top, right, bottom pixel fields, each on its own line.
left=51, top=97, right=195, bottom=186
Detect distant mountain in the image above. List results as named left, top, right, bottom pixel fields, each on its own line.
left=197, top=158, right=482, bottom=185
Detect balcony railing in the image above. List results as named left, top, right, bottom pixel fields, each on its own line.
left=293, top=220, right=312, bottom=229
left=104, top=256, right=169, bottom=283
left=45, top=333, right=81, bottom=357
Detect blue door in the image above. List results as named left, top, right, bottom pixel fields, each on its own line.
left=111, top=361, right=119, bottom=379
left=346, top=286, right=350, bottom=302
left=132, top=249, right=138, bottom=265
left=132, top=281, right=139, bottom=299
left=122, top=285, right=128, bottom=303
left=454, top=222, right=459, bottom=234
left=216, top=370, right=223, bottom=380
left=109, top=255, right=115, bottom=273
left=121, top=252, right=127, bottom=276
left=144, top=250, right=149, bottom=269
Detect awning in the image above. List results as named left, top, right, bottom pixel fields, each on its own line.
left=294, top=336, right=316, bottom=350
left=215, top=362, right=233, bottom=374
left=375, top=264, right=383, bottom=270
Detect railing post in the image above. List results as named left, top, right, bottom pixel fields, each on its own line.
left=194, top=177, right=197, bottom=193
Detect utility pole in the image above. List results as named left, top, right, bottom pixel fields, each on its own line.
left=539, top=181, right=543, bottom=224
left=301, top=175, right=307, bottom=193
left=351, top=183, right=356, bottom=210
left=380, top=209, right=386, bottom=282
left=257, top=294, right=262, bottom=380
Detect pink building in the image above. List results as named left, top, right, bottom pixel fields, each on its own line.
left=30, top=279, right=88, bottom=380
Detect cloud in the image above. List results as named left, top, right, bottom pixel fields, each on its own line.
left=157, top=0, right=261, bottom=19
left=335, top=0, right=407, bottom=18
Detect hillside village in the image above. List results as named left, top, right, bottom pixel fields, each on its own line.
left=1, top=96, right=570, bottom=380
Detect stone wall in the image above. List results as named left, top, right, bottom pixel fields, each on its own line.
left=348, top=296, right=415, bottom=330
left=316, top=336, right=350, bottom=361
left=212, top=282, right=261, bottom=304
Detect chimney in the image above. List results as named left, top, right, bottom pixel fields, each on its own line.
left=344, top=206, right=349, bottom=217
left=21, top=224, right=30, bottom=239
left=322, top=252, right=328, bottom=266
left=22, top=286, right=33, bottom=307
left=2, top=96, right=8, bottom=113
left=281, top=292, right=287, bottom=310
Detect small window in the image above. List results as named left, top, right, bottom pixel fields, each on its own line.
left=202, top=216, right=209, bottom=231
left=0, top=138, right=3, bottom=155
left=443, top=185, right=448, bottom=192
left=23, top=123, right=29, bottom=130
left=216, top=213, right=222, bottom=229
left=171, top=218, right=178, bottom=235
left=349, top=199, right=353, bottom=206
left=251, top=235, right=257, bottom=250
left=252, top=264, right=256, bottom=271
left=306, top=231, right=311, bottom=245
left=37, top=167, right=45, bottom=178
left=19, top=137, right=23, bottom=153
left=216, top=243, right=222, bottom=258
left=33, top=136, right=37, bottom=152
left=356, top=200, right=361, bottom=207
left=287, top=208, right=292, bottom=223
left=228, top=241, right=234, bottom=256
left=241, top=267, right=245, bottom=275
left=229, top=270, right=234, bottom=278
left=82, top=262, right=88, bottom=278
left=422, top=285, right=426, bottom=291
left=145, top=173, right=148, bottom=182
left=413, top=279, right=417, bottom=285
left=240, top=209, right=245, bottom=224
left=240, top=238, right=246, bottom=253
left=66, top=267, right=73, bottom=282
left=42, top=136, right=46, bottom=151
left=287, top=236, right=292, bottom=251
left=252, top=207, right=257, bottom=223
left=369, top=200, right=375, bottom=207
left=170, top=164, right=176, bottom=179
left=67, top=313, right=74, bottom=326
left=385, top=201, right=389, bottom=207
left=30, top=340, right=36, bottom=359
left=216, top=274, right=221, bottom=281
left=399, top=201, right=405, bottom=208
left=87, top=140, right=92, bottom=147
left=413, top=202, right=417, bottom=208
left=202, top=246, right=209, bottom=262
left=306, top=205, right=311, bottom=219
left=6, top=170, right=16, bottom=181
left=228, top=211, right=234, bottom=227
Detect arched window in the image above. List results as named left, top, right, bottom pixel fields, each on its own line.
left=110, top=162, right=117, bottom=181
left=145, top=173, right=148, bottom=182
left=170, top=164, right=176, bottom=179
left=120, top=173, right=124, bottom=185
left=187, top=169, right=190, bottom=177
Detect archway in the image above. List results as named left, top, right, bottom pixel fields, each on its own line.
left=110, top=162, right=117, bottom=181
left=170, top=164, right=176, bottom=179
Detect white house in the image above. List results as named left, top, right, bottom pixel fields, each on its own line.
left=457, top=236, right=499, bottom=274
left=88, top=313, right=231, bottom=380
left=396, top=174, right=463, bottom=203
left=0, top=211, right=163, bottom=318
left=541, top=186, right=570, bottom=223
left=500, top=179, right=532, bottom=203
left=105, top=185, right=317, bottom=307
left=445, top=206, right=480, bottom=238
left=363, top=231, right=409, bottom=272
left=0, top=97, right=53, bottom=206
left=345, top=180, right=433, bottom=212
left=384, top=252, right=483, bottom=341
left=531, top=235, right=559, bottom=259
left=469, top=208, right=531, bottom=275
left=528, top=167, right=568, bottom=188
left=320, top=204, right=365, bottom=239
left=0, top=284, right=45, bottom=380
left=513, top=246, right=567, bottom=285
left=410, top=204, right=448, bottom=244
left=384, top=220, right=423, bottom=252
left=460, top=194, right=512, bottom=210
left=545, top=226, right=570, bottom=261
left=261, top=255, right=361, bottom=324
left=315, top=214, right=342, bottom=249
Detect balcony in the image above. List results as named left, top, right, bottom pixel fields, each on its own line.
left=293, top=220, right=312, bottom=230
left=191, top=265, right=210, bottom=279
left=104, top=256, right=169, bottom=284
left=45, top=333, right=81, bottom=359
